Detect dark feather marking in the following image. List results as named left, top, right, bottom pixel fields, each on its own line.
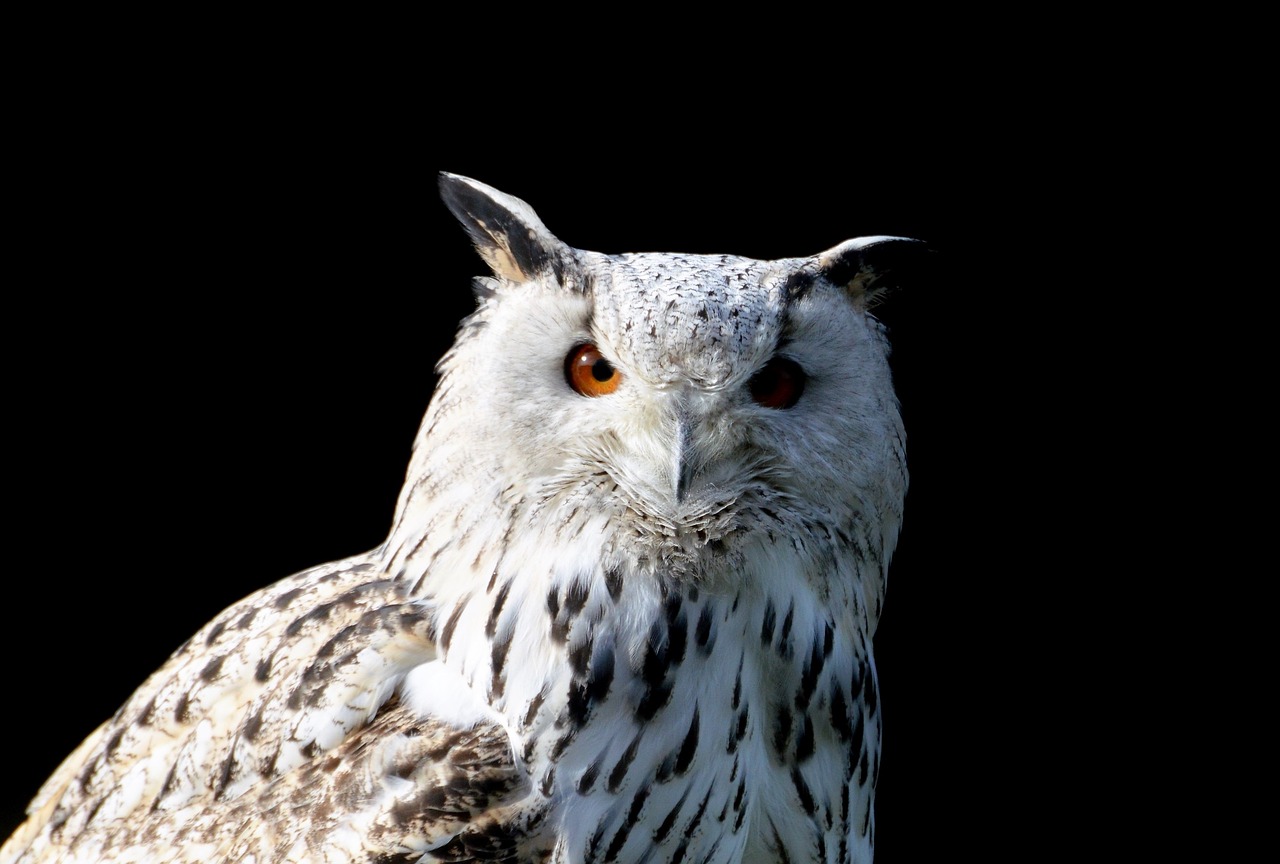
left=728, top=707, right=749, bottom=755
left=199, top=654, right=225, bottom=682
left=732, top=787, right=748, bottom=832
left=486, top=579, right=512, bottom=637
left=606, top=567, right=624, bottom=601
left=636, top=619, right=675, bottom=720
left=796, top=715, right=815, bottom=761
left=760, top=599, right=776, bottom=645
left=550, top=578, right=588, bottom=645
left=587, top=643, right=615, bottom=703
left=784, top=270, right=815, bottom=299
left=274, top=587, right=304, bottom=609
left=205, top=619, right=226, bottom=646
left=674, top=707, right=700, bottom=775
left=823, top=621, right=834, bottom=658
left=732, top=658, right=743, bottom=710
left=568, top=642, right=615, bottom=725
left=607, top=732, right=643, bottom=793
left=65, top=797, right=99, bottom=836
left=656, top=753, right=675, bottom=784
left=778, top=601, right=795, bottom=644
left=859, top=747, right=870, bottom=786
left=588, top=817, right=609, bottom=863
left=569, top=640, right=592, bottom=677
left=796, top=631, right=825, bottom=710
left=441, top=596, right=469, bottom=655
left=694, top=605, right=715, bottom=654
left=683, top=784, right=714, bottom=842
left=255, top=653, right=274, bottom=682
left=284, top=616, right=306, bottom=638
left=312, top=630, right=341, bottom=662
left=549, top=726, right=579, bottom=762
left=242, top=708, right=264, bottom=742
left=840, top=778, right=851, bottom=863
left=174, top=692, right=192, bottom=724
left=423, top=729, right=464, bottom=761
left=490, top=628, right=512, bottom=698
left=262, top=747, right=281, bottom=778
left=866, top=670, right=878, bottom=716
left=213, top=752, right=237, bottom=800
left=770, top=818, right=795, bottom=864
left=407, top=540, right=453, bottom=597
left=540, top=765, right=556, bottom=797
left=578, top=752, right=604, bottom=795
left=104, top=727, right=125, bottom=757
left=564, top=577, right=590, bottom=617
left=773, top=707, right=793, bottom=758
left=235, top=607, right=258, bottom=630
left=666, top=601, right=688, bottom=668
left=636, top=678, right=673, bottom=721
left=523, top=686, right=548, bottom=729
left=664, top=591, right=683, bottom=624
left=604, top=782, right=651, bottom=861
left=830, top=684, right=854, bottom=742
left=566, top=681, right=591, bottom=726
left=152, top=761, right=178, bottom=803
left=641, top=622, right=668, bottom=685
left=654, top=785, right=692, bottom=843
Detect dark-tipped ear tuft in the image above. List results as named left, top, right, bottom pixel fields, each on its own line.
left=438, top=173, right=573, bottom=283
left=817, top=237, right=933, bottom=309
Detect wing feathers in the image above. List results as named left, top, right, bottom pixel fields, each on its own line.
left=3, top=557, right=524, bottom=864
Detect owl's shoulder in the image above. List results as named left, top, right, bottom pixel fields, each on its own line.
left=3, top=556, right=506, bottom=862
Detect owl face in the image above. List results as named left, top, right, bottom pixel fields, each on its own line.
left=415, top=175, right=917, bottom=581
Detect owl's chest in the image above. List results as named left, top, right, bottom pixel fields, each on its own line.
left=441, top=558, right=879, bottom=863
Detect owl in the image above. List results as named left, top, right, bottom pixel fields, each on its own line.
left=3, top=174, right=920, bottom=863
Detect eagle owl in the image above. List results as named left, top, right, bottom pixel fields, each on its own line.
left=3, top=174, right=919, bottom=863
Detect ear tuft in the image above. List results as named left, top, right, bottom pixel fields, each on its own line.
left=817, top=236, right=932, bottom=309
left=438, top=173, right=573, bottom=283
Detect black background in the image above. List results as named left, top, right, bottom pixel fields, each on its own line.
left=4, top=71, right=1058, bottom=859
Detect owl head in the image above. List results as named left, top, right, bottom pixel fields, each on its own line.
left=393, top=174, right=921, bottom=602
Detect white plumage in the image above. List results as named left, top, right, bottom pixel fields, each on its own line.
left=3, top=174, right=922, bottom=863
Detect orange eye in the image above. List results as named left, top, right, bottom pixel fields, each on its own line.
left=565, top=344, right=622, bottom=397
left=749, top=357, right=806, bottom=409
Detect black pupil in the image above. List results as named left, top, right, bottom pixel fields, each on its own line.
left=591, top=358, right=614, bottom=382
